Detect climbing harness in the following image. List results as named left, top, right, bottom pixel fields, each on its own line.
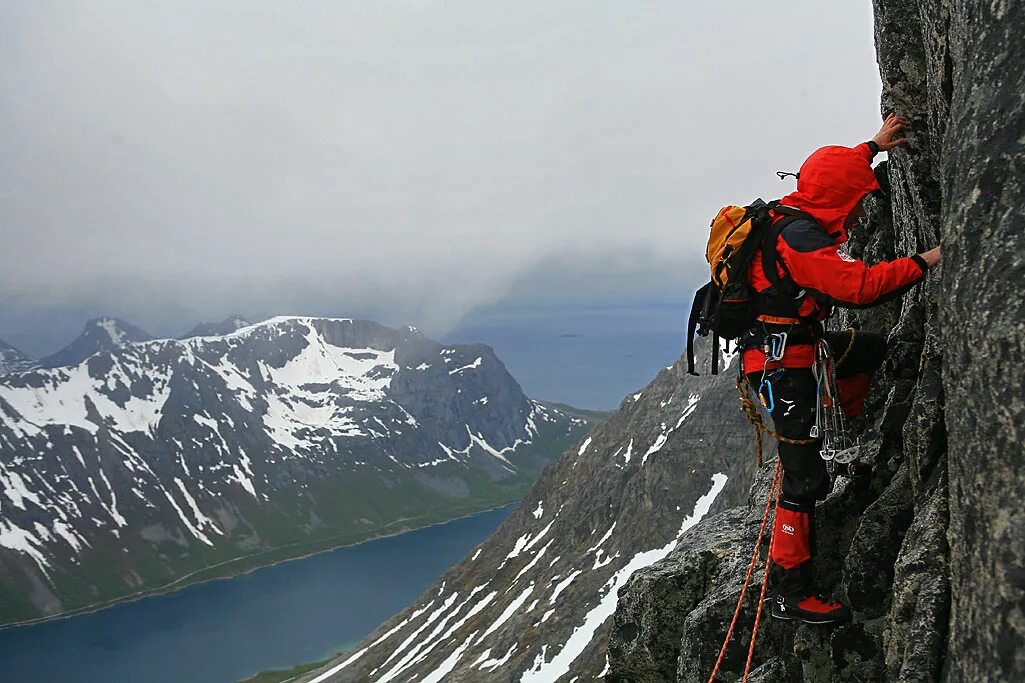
left=706, top=459, right=783, bottom=683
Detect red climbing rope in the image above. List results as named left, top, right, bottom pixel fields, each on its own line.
left=743, top=461, right=783, bottom=680
left=706, top=459, right=782, bottom=683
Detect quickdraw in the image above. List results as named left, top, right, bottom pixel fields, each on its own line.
left=811, top=337, right=860, bottom=465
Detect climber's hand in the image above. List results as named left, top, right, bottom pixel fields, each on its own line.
left=919, top=246, right=942, bottom=268
left=873, top=113, right=910, bottom=151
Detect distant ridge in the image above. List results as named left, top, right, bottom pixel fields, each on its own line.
left=180, top=314, right=251, bottom=339
left=38, top=316, right=152, bottom=368
left=0, top=315, right=591, bottom=626
left=0, top=339, right=35, bottom=375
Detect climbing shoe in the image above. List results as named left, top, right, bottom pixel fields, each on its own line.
left=770, top=594, right=851, bottom=625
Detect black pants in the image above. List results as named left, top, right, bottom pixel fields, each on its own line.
left=746, top=329, right=887, bottom=596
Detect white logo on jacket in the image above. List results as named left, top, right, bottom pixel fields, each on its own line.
left=782, top=524, right=796, bottom=535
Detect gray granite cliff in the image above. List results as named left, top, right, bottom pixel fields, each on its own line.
left=609, top=2, right=1025, bottom=681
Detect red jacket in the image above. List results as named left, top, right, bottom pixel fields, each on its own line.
left=743, top=143, right=927, bottom=370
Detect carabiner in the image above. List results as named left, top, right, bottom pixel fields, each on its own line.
left=762, top=332, right=788, bottom=363
left=758, top=379, right=775, bottom=412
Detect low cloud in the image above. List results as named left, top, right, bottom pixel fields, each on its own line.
left=1, top=1, right=882, bottom=351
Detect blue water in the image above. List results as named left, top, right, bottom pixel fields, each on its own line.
left=445, top=300, right=686, bottom=411
left=0, top=505, right=514, bottom=683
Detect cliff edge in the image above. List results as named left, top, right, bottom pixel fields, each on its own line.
left=609, top=2, right=1025, bottom=681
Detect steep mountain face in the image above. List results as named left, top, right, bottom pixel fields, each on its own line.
left=0, top=316, right=587, bottom=625
left=0, top=340, right=35, bottom=375
left=180, top=314, right=251, bottom=339
left=37, top=317, right=153, bottom=368
left=299, top=343, right=758, bottom=683
left=301, top=5, right=1024, bottom=682
left=609, top=3, right=1024, bottom=682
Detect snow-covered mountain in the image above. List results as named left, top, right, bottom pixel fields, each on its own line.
left=0, top=316, right=588, bottom=625
left=300, top=342, right=756, bottom=682
left=0, top=340, right=35, bottom=375
left=37, top=317, right=153, bottom=368
left=180, top=314, right=251, bottom=339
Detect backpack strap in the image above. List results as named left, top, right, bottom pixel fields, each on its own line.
left=724, top=200, right=778, bottom=284
left=711, top=330, right=720, bottom=376
left=760, top=206, right=816, bottom=304
left=686, top=282, right=713, bottom=376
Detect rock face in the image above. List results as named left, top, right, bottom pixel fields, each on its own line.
left=609, top=3, right=1025, bottom=682
left=0, top=340, right=35, bottom=375
left=0, top=316, right=586, bottom=625
left=298, top=341, right=758, bottom=683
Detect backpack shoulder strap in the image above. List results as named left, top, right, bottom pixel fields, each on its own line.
left=710, top=330, right=720, bottom=376
left=686, top=283, right=713, bottom=376
left=761, top=208, right=815, bottom=294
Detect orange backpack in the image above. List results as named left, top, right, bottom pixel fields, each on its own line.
left=686, top=199, right=780, bottom=375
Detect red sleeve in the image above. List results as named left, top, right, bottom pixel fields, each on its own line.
left=855, top=141, right=877, bottom=162
left=779, top=241, right=927, bottom=307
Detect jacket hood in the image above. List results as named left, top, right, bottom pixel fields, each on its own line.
left=780, top=144, right=880, bottom=243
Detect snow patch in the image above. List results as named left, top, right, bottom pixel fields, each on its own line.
left=479, top=583, right=534, bottom=641
left=0, top=519, right=50, bottom=574
left=577, top=437, right=592, bottom=456
left=641, top=434, right=669, bottom=466
left=519, top=473, right=728, bottom=683
left=549, top=570, right=582, bottom=604
left=674, top=394, right=701, bottom=429
left=448, top=357, right=483, bottom=374
left=305, top=600, right=437, bottom=682
left=479, top=644, right=517, bottom=671
left=419, top=631, right=477, bottom=683
left=586, top=523, right=616, bottom=554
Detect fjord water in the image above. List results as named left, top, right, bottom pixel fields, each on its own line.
left=0, top=505, right=514, bottom=683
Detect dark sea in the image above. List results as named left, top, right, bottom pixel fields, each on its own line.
left=445, top=300, right=685, bottom=411
left=0, top=505, right=514, bottom=683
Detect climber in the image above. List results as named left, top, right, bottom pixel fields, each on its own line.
left=742, top=114, right=941, bottom=625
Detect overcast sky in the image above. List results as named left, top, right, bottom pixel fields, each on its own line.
left=1, top=1, right=882, bottom=355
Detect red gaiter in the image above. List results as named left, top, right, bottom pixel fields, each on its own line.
left=771, top=506, right=812, bottom=569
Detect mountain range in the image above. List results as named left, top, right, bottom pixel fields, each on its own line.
left=0, top=316, right=591, bottom=626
